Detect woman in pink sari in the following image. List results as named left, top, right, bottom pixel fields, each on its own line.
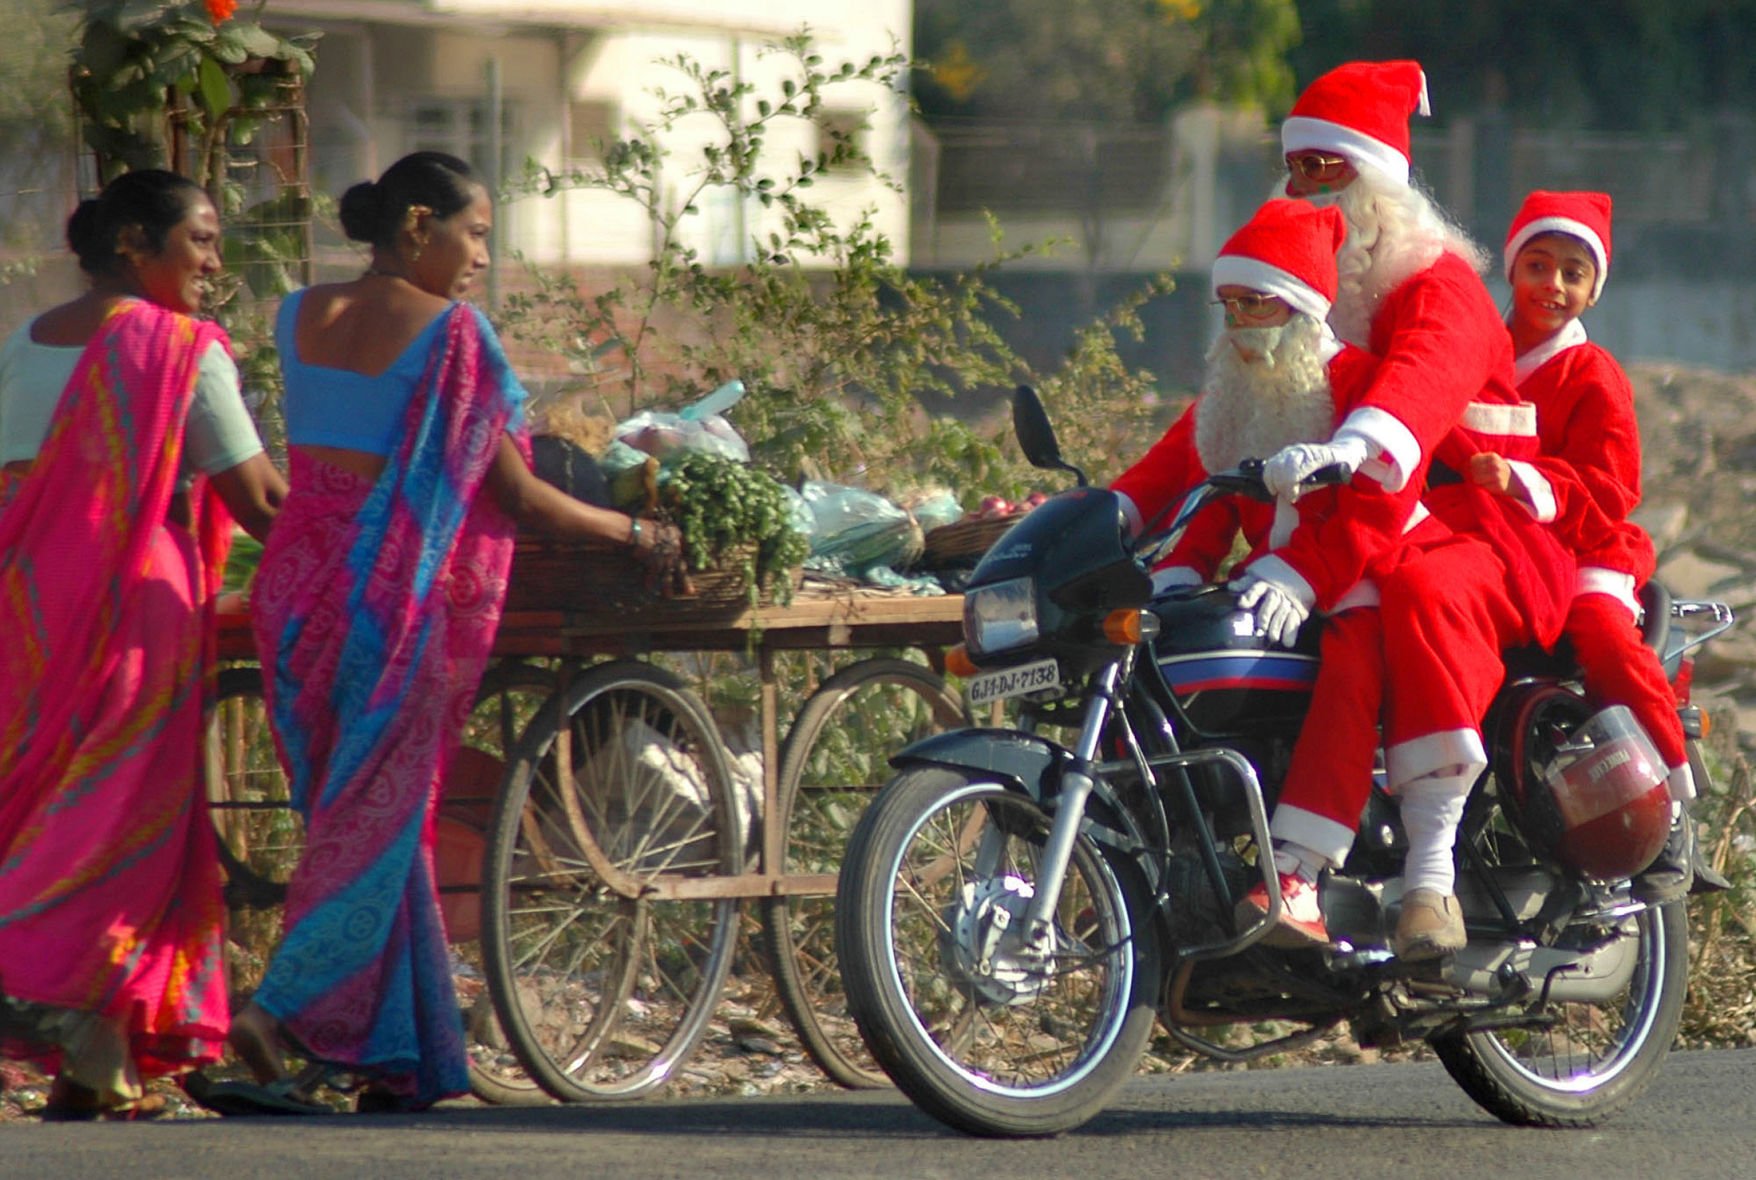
left=226, top=152, right=686, bottom=1113
left=0, top=170, right=286, bottom=1119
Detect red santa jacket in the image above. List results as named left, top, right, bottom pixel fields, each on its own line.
left=1112, top=344, right=1441, bottom=613
left=1332, top=251, right=1576, bottom=646
left=1509, top=326, right=1657, bottom=588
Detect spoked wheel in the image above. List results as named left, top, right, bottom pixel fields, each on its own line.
left=447, top=659, right=571, bottom=1106
left=1431, top=901, right=1685, bottom=1127
left=205, top=664, right=302, bottom=989
left=1434, top=686, right=1689, bottom=1126
left=204, top=659, right=564, bottom=1105
left=482, top=660, right=742, bottom=1101
left=836, top=767, right=1160, bottom=1136
left=762, top=657, right=968, bottom=1089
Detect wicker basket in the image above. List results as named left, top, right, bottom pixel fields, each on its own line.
left=919, top=516, right=1021, bottom=569
left=505, top=536, right=800, bottom=615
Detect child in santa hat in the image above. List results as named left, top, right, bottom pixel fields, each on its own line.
left=1241, top=60, right=1576, bottom=960
left=1469, top=190, right=1728, bottom=902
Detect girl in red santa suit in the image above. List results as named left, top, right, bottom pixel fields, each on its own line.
left=1469, top=190, right=1727, bottom=903
left=1239, top=61, right=1575, bottom=959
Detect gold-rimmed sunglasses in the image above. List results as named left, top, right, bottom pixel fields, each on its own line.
left=1211, top=292, right=1287, bottom=319
left=1285, top=151, right=1351, bottom=184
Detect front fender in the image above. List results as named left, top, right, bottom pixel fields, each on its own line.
left=888, top=728, right=1151, bottom=866
left=889, top=727, right=1077, bottom=806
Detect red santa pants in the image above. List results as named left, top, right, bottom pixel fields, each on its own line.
left=1269, top=535, right=1520, bottom=867
left=1566, top=592, right=1686, bottom=770
left=1269, top=607, right=1384, bottom=866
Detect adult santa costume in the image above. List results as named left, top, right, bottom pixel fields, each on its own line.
left=1491, top=190, right=1718, bottom=901
left=1112, top=199, right=1432, bottom=624
left=1246, top=61, right=1575, bottom=958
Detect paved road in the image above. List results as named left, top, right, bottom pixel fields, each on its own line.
left=2, top=1048, right=1751, bottom=1180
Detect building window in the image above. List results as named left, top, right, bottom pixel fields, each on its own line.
left=404, top=98, right=514, bottom=173
left=815, top=107, right=870, bottom=172
left=567, top=99, right=618, bottom=163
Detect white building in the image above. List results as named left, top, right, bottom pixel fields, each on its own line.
left=265, top=0, right=914, bottom=275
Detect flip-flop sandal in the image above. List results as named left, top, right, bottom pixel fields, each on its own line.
left=182, top=1072, right=331, bottom=1117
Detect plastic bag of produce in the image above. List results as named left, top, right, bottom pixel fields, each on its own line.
left=896, top=487, right=963, bottom=534
left=598, top=438, right=659, bottom=511
left=800, top=481, right=924, bottom=576
left=616, top=381, right=751, bottom=466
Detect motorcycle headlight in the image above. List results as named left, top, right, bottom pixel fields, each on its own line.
left=963, top=576, right=1039, bottom=656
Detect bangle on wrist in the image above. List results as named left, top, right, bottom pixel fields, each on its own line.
left=627, top=518, right=642, bottom=548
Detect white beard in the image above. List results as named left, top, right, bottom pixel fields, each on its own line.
left=1194, top=314, right=1337, bottom=471
left=1328, top=171, right=1491, bottom=347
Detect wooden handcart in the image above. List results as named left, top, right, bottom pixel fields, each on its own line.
left=208, top=582, right=969, bottom=1103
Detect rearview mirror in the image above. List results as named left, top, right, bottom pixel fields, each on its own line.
left=1011, top=385, right=1087, bottom=486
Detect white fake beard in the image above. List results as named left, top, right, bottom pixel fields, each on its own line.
left=1194, top=314, right=1337, bottom=471
left=1329, top=171, right=1491, bottom=347
left=1225, top=323, right=1290, bottom=365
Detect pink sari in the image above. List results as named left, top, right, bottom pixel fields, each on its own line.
left=0, top=299, right=234, bottom=1080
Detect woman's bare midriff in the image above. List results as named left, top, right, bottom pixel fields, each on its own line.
left=296, top=444, right=387, bottom=480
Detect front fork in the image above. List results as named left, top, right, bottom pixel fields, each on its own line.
left=1016, top=661, right=1122, bottom=948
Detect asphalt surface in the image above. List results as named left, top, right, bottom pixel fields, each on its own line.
left=1, top=1048, right=1751, bottom=1180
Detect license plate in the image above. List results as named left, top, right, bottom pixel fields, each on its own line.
left=966, top=657, right=1060, bottom=706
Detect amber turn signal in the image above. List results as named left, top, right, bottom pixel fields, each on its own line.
left=1699, top=708, right=1712, bottom=738
left=944, top=643, right=979, bottom=679
left=1102, top=609, right=1151, bottom=646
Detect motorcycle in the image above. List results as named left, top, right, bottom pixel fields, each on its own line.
left=834, top=386, right=1735, bottom=1137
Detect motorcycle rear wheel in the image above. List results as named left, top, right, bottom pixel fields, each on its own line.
left=836, top=766, right=1160, bottom=1137
left=1432, top=774, right=1687, bottom=1127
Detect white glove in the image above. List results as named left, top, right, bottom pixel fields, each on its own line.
left=1150, top=566, right=1204, bottom=596
left=1232, top=572, right=1313, bottom=648
left=1262, top=435, right=1369, bottom=501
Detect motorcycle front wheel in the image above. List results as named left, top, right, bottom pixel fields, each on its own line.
left=836, top=766, right=1160, bottom=1137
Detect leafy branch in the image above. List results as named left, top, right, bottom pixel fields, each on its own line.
left=66, top=0, right=317, bottom=184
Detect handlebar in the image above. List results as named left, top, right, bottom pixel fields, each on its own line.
left=1139, top=458, right=1351, bottom=549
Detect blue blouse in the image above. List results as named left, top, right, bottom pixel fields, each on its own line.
left=278, top=287, right=453, bottom=455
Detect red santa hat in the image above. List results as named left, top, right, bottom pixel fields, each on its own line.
left=1502, top=189, right=1613, bottom=302
left=1211, top=198, right=1346, bottom=322
left=1281, top=60, right=1430, bottom=188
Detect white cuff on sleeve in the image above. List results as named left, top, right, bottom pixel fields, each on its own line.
left=1506, top=459, right=1556, bottom=521
left=1335, top=407, right=1420, bottom=494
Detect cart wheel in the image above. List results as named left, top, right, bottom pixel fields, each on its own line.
left=482, top=659, right=742, bottom=1101
left=761, top=656, right=968, bottom=1088
left=203, top=659, right=564, bottom=1106
left=448, top=659, right=571, bottom=1106
left=207, top=664, right=302, bottom=993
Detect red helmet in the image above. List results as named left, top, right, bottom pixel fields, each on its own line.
left=1499, top=696, right=1670, bottom=881
left=1539, top=706, right=1670, bottom=880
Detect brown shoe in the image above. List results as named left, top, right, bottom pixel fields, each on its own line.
left=1392, top=888, right=1465, bottom=961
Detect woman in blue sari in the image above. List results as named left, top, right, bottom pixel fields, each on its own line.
left=223, top=153, right=685, bottom=1112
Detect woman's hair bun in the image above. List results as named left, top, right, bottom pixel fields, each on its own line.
left=337, top=180, right=385, bottom=243
left=65, top=198, right=108, bottom=263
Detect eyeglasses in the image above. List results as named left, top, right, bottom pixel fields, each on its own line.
left=1285, top=152, right=1352, bottom=184
left=1211, top=292, right=1287, bottom=319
